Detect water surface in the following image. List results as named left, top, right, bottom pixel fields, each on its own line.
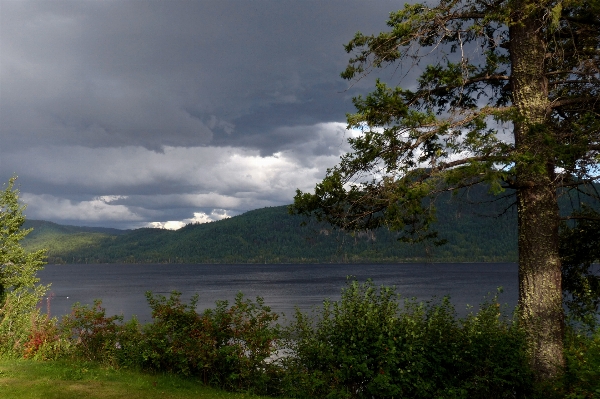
left=37, top=263, right=518, bottom=323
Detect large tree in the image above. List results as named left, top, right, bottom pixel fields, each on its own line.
left=292, top=0, right=600, bottom=381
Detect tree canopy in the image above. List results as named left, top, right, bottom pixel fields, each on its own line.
left=292, top=0, right=600, bottom=381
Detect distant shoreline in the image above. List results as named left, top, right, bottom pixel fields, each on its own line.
left=44, top=261, right=519, bottom=266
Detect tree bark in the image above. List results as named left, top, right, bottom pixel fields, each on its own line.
left=510, top=4, right=565, bottom=380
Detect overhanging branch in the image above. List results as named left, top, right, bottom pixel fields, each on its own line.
left=550, top=97, right=599, bottom=109
left=439, top=155, right=509, bottom=170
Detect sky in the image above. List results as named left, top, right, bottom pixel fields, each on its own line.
left=0, top=0, right=405, bottom=229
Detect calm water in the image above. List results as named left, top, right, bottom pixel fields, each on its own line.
left=37, top=263, right=518, bottom=323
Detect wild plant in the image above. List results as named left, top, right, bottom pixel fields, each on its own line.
left=281, top=279, right=532, bottom=399
left=60, top=299, right=126, bottom=363
left=139, top=291, right=280, bottom=395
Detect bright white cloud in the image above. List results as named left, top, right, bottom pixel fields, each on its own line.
left=147, top=220, right=187, bottom=230
left=97, top=195, right=129, bottom=203
left=8, top=122, right=351, bottom=227
left=0, top=1, right=406, bottom=229
left=148, top=209, right=234, bottom=230
left=5, top=139, right=339, bottom=196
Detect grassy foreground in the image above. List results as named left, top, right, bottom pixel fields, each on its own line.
left=0, top=359, right=274, bottom=399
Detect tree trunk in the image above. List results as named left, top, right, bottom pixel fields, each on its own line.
left=510, top=4, right=565, bottom=380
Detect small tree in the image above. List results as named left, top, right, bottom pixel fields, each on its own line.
left=292, top=0, right=600, bottom=382
left=0, top=177, right=48, bottom=356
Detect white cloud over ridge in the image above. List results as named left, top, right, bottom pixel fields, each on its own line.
left=0, top=1, right=403, bottom=229
left=9, top=123, right=349, bottom=228
left=148, top=209, right=234, bottom=230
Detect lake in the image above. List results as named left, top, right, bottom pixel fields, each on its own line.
left=37, top=263, right=518, bottom=323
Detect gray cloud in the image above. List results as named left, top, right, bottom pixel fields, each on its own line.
left=1, top=0, right=403, bottom=228
left=6, top=126, right=346, bottom=227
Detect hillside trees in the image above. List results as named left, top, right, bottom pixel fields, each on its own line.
left=0, top=177, right=48, bottom=356
left=291, top=0, right=600, bottom=381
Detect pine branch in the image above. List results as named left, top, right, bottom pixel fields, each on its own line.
left=550, top=96, right=599, bottom=109
left=562, top=15, right=600, bottom=27
left=438, top=155, right=509, bottom=170
left=412, top=74, right=511, bottom=100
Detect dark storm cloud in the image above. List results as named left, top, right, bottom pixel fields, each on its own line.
left=1, top=0, right=396, bottom=151
left=0, top=0, right=407, bottom=228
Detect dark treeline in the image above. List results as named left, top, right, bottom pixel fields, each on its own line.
left=23, top=186, right=519, bottom=264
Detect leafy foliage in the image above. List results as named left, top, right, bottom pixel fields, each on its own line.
left=281, top=280, right=532, bottom=399
left=59, top=299, right=141, bottom=364
left=561, top=327, right=600, bottom=398
left=5, top=277, right=600, bottom=397
left=53, top=292, right=282, bottom=395
left=140, top=291, right=281, bottom=394
left=22, top=296, right=63, bottom=361
left=0, top=177, right=48, bottom=357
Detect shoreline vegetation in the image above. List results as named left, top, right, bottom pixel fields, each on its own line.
left=2, top=281, right=600, bottom=398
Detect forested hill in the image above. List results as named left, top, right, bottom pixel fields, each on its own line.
left=23, top=189, right=519, bottom=264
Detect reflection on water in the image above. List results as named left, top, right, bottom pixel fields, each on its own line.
left=37, top=263, right=518, bottom=323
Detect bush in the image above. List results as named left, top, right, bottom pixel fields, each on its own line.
left=22, top=296, right=65, bottom=360
left=34, top=291, right=281, bottom=394
left=281, top=279, right=532, bottom=399
left=138, top=292, right=212, bottom=376
left=21, top=275, right=600, bottom=398
left=60, top=299, right=142, bottom=365
left=560, top=327, right=600, bottom=398
left=139, top=291, right=281, bottom=395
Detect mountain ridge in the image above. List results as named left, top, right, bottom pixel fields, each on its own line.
left=22, top=188, right=520, bottom=264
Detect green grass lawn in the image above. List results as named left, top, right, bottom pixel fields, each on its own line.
left=0, top=359, right=276, bottom=399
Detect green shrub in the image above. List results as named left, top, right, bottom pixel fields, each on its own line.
left=139, top=291, right=281, bottom=395
left=560, top=327, right=600, bottom=398
left=281, top=279, right=532, bottom=399
left=138, top=292, right=212, bottom=376
left=455, top=296, right=532, bottom=398
left=60, top=300, right=131, bottom=363
left=206, top=293, right=281, bottom=394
